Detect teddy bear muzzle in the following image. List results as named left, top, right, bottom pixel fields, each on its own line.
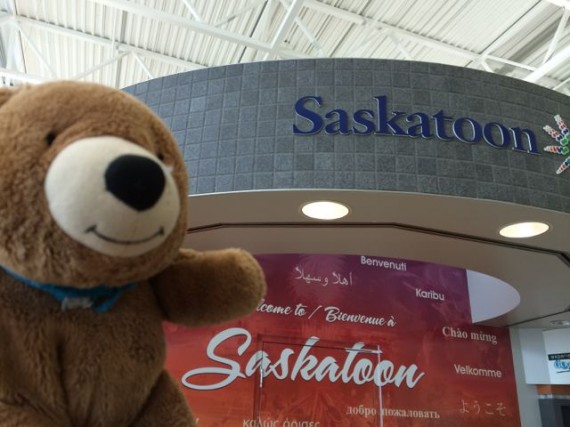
left=45, top=136, right=181, bottom=258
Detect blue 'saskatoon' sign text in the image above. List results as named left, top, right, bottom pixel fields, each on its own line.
left=293, top=95, right=539, bottom=155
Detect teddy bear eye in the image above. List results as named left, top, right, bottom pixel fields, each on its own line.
left=46, top=132, right=57, bottom=146
left=157, top=153, right=165, bottom=161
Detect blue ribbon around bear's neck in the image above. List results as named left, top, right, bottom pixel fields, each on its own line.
left=1, top=267, right=136, bottom=313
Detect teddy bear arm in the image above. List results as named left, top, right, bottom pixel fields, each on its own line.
left=150, top=248, right=266, bottom=327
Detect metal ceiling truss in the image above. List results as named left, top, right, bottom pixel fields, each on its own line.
left=0, top=14, right=206, bottom=86
left=0, top=0, right=569, bottom=94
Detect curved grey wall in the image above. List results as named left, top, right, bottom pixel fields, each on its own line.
left=124, top=59, right=570, bottom=213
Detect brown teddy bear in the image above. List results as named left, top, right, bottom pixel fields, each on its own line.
left=0, top=81, right=266, bottom=426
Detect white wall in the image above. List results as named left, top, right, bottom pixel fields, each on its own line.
left=518, top=328, right=551, bottom=384
left=510, top=328, right=542, bottom=427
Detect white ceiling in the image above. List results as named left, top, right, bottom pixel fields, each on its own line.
left=1, top=0, right=570, bottom=94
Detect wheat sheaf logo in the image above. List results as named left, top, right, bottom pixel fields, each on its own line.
left=543, top=114, right=570, bottom=174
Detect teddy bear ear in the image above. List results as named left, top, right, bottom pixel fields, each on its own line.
left=0, top=86, right=22, bottom=108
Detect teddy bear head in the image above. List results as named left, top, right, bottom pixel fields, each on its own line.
left=0, top=81, right=188, bottom=287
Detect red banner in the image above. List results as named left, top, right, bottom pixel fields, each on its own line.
left=165, top=254, right=520, bottom=426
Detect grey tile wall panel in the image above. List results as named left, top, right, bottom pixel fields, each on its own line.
left=125, top=59, right=570, bottom=213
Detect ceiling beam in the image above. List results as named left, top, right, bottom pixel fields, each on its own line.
left=251, top=0, right=274, bottom=61
left=387, top=31, right=413, bottom=60
left=303, top=0, right=481, bottom=61
left=15, top=16, right=205, bottom=70
left=214, top=0, right=266, bottom=27
left=553, top=75, right=570, bottom=90
left=478, top=58, right=494, bottom=73
left=302, top=0, right=545, bottom=70
left=543, top=9, right=570, bottom=64
left=303, top=0, right=570, bottom=89
left=2, top=0, right=24, bottom=74
left=524, top=43, right=570, bottom=82
left=111, top=10, right=127, bottom=87
left=93, top=0, right=269, bottom=50
left=279, top=0, right=324, bottom=55
left=302, top=0, right=364, bottom=24
left=90, top=0, right=311, bottom=58
left=485, top=55, right=536, bottom=71
left=180, top=0, right=203, bottom=22
left=0, top=67, right=48, bottom=84
left=132, top=53, right=155, bottom=79
left=1, top=23, right=23, bottom=72
left=542, top=0, right=570, bottom=10
left=478, top=1, right=548, bottom=59
left=264, top=0, right=304, bottom=59
left=71, top=51, right=129, bottom=81
left=13, top=22, right=58, bottom=78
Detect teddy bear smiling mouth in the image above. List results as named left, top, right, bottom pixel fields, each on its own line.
left=84, top=225, right=165, bottom=245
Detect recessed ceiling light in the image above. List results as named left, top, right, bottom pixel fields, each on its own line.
left=499, top=222, right=549, bottom=238
left=301, top=201, right=350, bottom=220
left=550, top=319, right=570, bottom=327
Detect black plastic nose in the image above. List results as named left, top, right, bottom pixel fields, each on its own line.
left=105, top=155, right=165, bottom=211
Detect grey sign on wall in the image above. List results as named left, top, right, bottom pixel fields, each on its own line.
left=124, top=59, right=570, bottom=213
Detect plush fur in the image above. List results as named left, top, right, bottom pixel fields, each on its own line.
left=0, top=82, right=266, bottom=426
